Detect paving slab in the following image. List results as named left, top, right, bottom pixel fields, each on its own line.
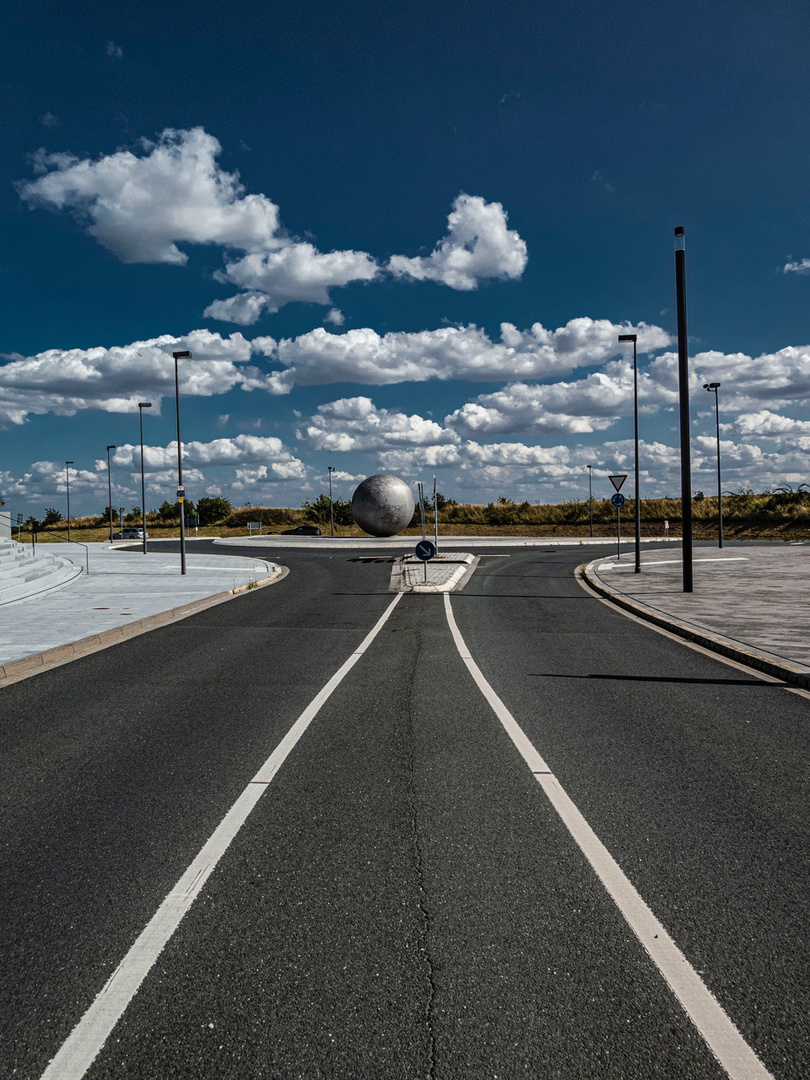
left=584, top=543, right=810, bottom=688
left=0, top=543, right=282, bottom=685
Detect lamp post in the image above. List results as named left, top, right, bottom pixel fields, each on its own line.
left=138, top=402, right=151, bottom=555
left=587, top=464, right=593, bottom=537
left=618, top=333, right=641, bottom=573
left=65, top=461, right=73, bottom=541
left=172, top=350, right=191, bottom=575
left=674, top=226, right=693, bottom=592
left=703, top=382, right=723, bottom=548
left=106, top=445, right=116, bottom=542
left=328, top=465, right=335, bottom=537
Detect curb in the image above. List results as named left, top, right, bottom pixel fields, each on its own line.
left=580, top=560, right=810, bottom=692
left=0, top=565, right=286, bottom=688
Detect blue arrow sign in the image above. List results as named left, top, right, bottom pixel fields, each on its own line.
left=415, top=539, right=436, bottom=561
left=611, top=493, right=626, bottom=508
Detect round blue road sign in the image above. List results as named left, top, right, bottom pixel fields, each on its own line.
left=415, top=539, right=436, bottom=561
left=611, top=493, right=626, bottom=508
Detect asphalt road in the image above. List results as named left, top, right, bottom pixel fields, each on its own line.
left=1, top=542, right=807, bottom=1079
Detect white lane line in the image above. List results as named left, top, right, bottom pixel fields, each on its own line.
left=443, top=593, right=773, bottom=1080
left=598, top=557, right=748, bottom=569
left=40, top=592, right=403, bottom=1080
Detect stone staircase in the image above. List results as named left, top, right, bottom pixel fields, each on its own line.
left=0, top=538, right=83, bottom=606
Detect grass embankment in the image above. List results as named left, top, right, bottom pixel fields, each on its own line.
left=16, top=489, right=810, bottom=543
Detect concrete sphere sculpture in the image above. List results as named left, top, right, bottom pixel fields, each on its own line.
left=352, top=474, right=415, bottom=537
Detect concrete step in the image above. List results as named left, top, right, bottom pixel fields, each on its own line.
left=0, top=542, right=83, bottom=606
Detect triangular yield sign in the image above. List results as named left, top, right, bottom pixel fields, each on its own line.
left=608, top=474, right=628, bottom=492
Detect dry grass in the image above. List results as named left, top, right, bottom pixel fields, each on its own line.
left=16, top=490, right=810, bottom=544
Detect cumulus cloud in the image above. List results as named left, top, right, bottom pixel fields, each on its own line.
left=388, top=194, right=527, bottom=289
left=210, top=244, right=378, bottom=319
left=255, top=318, right=671, bottom=394
left=18, top=127, right=381, bottom=321
left=324, top=308, right=345, bottom=326
left=0, top=329, right=268, bottom=429
left=19, top=128, right=283, bottom=264
left=445, top=360, right=670, bottom=437
left=299, top=397, right=459, bottom=452
left=784, top=258, right=810, bottom=275
left=105, top=433, right=302, bottom=471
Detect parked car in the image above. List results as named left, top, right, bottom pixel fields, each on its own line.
left=281, top=525, right=322, bottom=536
left=112, top=528, right=149, bottom=540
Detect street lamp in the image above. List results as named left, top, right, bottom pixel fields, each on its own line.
left=674, top=226, right=693, bottom=592
left=328, top=466, right=335, bottom=537
left=703, top=382, right=723, bottom=548
left=172, top=350, right=191, bottom=575
left=65, top=461, right=73, bottom=541
left=587, top=464, right=593, bottom=537
left=138, top=402, right=152, bottom=555
left=106, top=445, right=116, bottom=542
left=618, top=333, right=641, bottom=573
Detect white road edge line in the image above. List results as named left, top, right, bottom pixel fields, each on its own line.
left=39, top=592, right=404, bottom=1080
left=443, top=593, right=773, bottom=1080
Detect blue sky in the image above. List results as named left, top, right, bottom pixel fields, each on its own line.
left=3, top=0, right=810, bottom=519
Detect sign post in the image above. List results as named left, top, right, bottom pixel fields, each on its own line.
left=608, top=477, right=628, bottom=558
left=611, top=492, right=626, bottom=556
left=415, top=538, right=436, bottom=583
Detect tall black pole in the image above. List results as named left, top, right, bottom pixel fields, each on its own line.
left=708, top=384, right=724, bottom=548
left=633, top=337, right=641, bottom=573
left=138, top=402, right=151, bottom=555
left=106, top=445, right=116, bottom=542
left=173, top=351, right=191, bottom=576
left=587, top=464, right=593, bottom=537
left=328, top=466, right=335, bottom=537
left=619, top=334, right=642, bottom=573
left=674, top=226, right=693, bottom=592
left=65, top=461, right=72, bottom=541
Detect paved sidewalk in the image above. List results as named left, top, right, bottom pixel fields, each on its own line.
left=584, top=543, right=810, bottom=688
left=0, top=543, right=282, bottom=685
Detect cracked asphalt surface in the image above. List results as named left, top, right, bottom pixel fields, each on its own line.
left=1, top=541, right=807, bottom=1079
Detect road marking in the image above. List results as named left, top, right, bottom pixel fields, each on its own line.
left=443, top=593, right=773, bottom=1080
left=39, top=592, right=404, bottom=1080
left=598, top=557, right=748, bottom=569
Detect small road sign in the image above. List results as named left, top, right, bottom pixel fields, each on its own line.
left=611, top=493, right=626, bottom=508
left=176, top=485, right=185, bottom=495
left=415, top=539, right=436, bottom=561
left=609, top=475, right=628, bottom=492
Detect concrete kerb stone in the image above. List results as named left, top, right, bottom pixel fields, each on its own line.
left=579, top=559, right=810, bottom=692
left=390, top=553, right=477, bottom=593
left=0, top=565, right=286, bottom=689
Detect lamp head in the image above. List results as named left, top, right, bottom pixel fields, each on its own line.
left=172, top=350, right=192, bottom=360
left=138, top=402, right=152, bottom=409
left=617, top=334, right=637, bottom=343
left=107, top=444, right=116, bottom=451
left=703, top=382, right=720, bottom=390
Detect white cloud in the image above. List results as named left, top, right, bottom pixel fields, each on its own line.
left=299, top=397, right=459, bottom=452
left=324, top=308, right=345, bottom=326
left=0, top=329, right=267, bottom=429
left=446, top=360, right=671, bottom=437
left=784, top=259, right=810, bottom=275
left=106, top=433, right=302, bottom=471
left=388, top=194, right=527, bottom=290
left=106, top=41, right=123, bottom=58
left=19, top=128, right=284, bottom=265
left=40, top=112, right=59, bottom=128
left=211, top=244, right=378, bottom=321
left=255, top=318, right=671, bottom=394
left=18, top=127, right=380, bottom=320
